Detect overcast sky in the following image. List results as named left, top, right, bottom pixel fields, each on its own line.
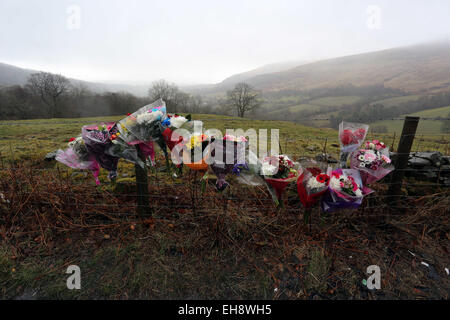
left=1, top=0, right=449, bottom=85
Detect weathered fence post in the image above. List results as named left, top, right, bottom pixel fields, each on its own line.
left=135, top=145, right=150, bottom=215
left=388, top=116, right=420, bottom=203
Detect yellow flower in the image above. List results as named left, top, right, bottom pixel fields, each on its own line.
left=120, top=123, right=128, bottom=132
left=188, top=135, right=202, bottom=149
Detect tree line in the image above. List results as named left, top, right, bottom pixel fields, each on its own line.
left=0, top=72, right=264, bottom=120
left=0, top=73, right=213, bottom=120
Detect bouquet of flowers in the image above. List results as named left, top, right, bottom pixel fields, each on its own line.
left=117, top=99, right=167, bottom=145
left=350, top=139, right=394, bottom=185
left=182, top=133, right=210, bottom=171
left=55, top=136, right=101, bottom=185
left=296, top=164, right=330, bottom=209
left=105, top=132, right=146, bottom=169
left=161, top=113, right=189, bottom=165
left=208, top=134, right=249, bottom=191
left=338, top=121, right=369, bottom=167
left=321, top=168, right=372, bottom=212
left=262, top=155, right=300, bottom=204
left=82, top=122, right=120, bottom=181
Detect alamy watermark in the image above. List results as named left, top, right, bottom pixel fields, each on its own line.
left=66, top=265, right=81, bottom=290
left=366, top=5, right=381, bottom=30
left=365, top=265, right=381, bottom=290
left=66, top=5, right=81, bottom=30
left=169, top=122, right=280, bottom=170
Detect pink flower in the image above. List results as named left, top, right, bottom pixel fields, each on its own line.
left=363, top=152, right=377, bottom=162
left=381, top=155, right=391, bottom=164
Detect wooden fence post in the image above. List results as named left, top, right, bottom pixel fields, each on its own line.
left=135, top=145, right=150, bottom=215
left=388, top=116, right=420, bottom=204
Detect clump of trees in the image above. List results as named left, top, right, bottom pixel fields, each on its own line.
left=26, top=72, right=71, bottom=118
left=148, top=80, right=205, bottom=114
left=0, top=73, right=209, bottom=120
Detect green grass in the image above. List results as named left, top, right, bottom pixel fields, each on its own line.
left=370, top=94, right=422, bottom=107
left=0, top=114, right=339, bottom=163
left=371, top=106, right=450, bottom=136
left=308, top=96, right=362, bottom=107
left=409, top=105, right=450, bottom=117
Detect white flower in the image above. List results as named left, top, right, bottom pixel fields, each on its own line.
left=261, top=163, right=278, bottom=176
left=68, top=136, right=83, bottom=148
left=136, top=110, right=163, bottom=125
left=330, top=176, right=342, bottom=191
left=170, top=116, right=188, bottom=128
left=355, top=189, right=363, bottom=197
left=307, top=177, right=324, bottom=190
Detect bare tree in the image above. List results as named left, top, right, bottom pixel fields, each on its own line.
left=189, top=95, right=203, bottom=113
left=148, top=79, right=180, bottom=110
left=26, top=72, right=71, bottom=118
left=226, top=82, right=261, bottom=118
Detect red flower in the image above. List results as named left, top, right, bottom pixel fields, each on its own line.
left=339, top=129, right=354, bottom=145
left=307, top=167, right=322, bottom=177
left=69, top=137, right=76, bottom=142
left=316, top=174, right=330, bottom=185
left=354, top=128, right=366, bottom=139
left=126, top=113, right=131, bottom=116
left=332, top=172, right=341, bottom=179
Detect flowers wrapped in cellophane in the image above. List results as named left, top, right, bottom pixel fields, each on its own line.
left=321, top=168, right=372, bottom=213
left=350, top=139, right=394, bottom=185
left=55, top=136, right=101, bottom=185
left=81, top=122, right=120, bottom=181
left=262, top=155, right=300, bottom=204
left=117, top=99, right=167, bottom=144
left=338, top=121, right=369, bottom=167
left=207, top=134, right=249, bottom=191
left=296, top=160, right=330, bottom=209
left=105, top=133, right=146, bottom=169
left=117, top=99, right=169, bottom=165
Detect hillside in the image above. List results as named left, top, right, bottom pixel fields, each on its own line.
left=0, top=62, right=148, bottom=96
left=243, top=42, right=450, bottom=94
left=0, top=62, right=37, bottom=86
left=371, top=105, right=450, bottom=134
left=218, top=60, right=312, bottom=87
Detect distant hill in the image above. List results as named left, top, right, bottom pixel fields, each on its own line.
left=218, top=60, right=312, bottom=87
left=240, top=42, right=450, bottom=94
left=0, top=62, right=149, bottom=96
left=0, top=62, right=37, bottom=86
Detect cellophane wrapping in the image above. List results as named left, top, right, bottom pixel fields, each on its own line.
left=338, top=121, right=369, bottom=167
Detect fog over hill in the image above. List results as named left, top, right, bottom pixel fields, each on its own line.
left=2, top=41, right=450, bottom=98
left=239, top=41, right=450, bottom=94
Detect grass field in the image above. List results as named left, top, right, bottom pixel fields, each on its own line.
left=308, top=96, right=362, bottom=107
left=0, top=114, right=449, bottom=299
left=371, top=106, right=450, bottom=136
left=370, top=94, right=422, bottom=107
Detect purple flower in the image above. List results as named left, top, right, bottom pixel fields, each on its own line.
left=232, top=163, right=249, bottom=175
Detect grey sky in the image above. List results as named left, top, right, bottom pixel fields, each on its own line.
left=1, top=0, right=449, bottom=85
